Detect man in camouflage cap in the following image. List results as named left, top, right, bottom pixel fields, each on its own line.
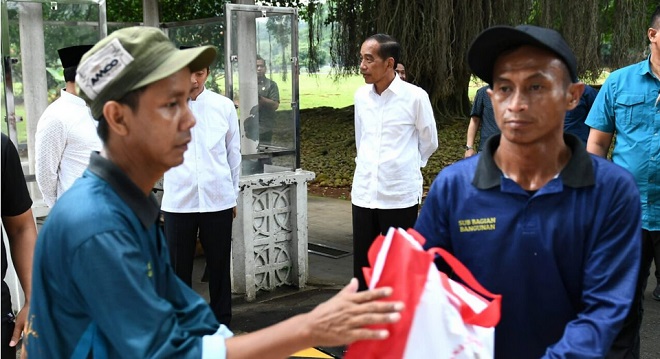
left=25, top=26, right=402, bottom=358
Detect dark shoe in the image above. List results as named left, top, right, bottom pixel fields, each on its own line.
left=653, top=284, right=660, bottom=301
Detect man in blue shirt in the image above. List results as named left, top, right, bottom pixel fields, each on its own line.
left=564, top=84, right=598, bottom=142
left=585, top=6, right=660, bottom=358
left=25, top=26, right=403, bottom=359
left=465, top=85, right=499, bottom=157
left=416, top=25, right=641, bottom=358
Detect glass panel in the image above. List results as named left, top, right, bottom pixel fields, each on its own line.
left=228, top=8, right=297, bottom=176
left=166, top=21, right=226, bottom=96
left=5, top=1, right=100, bottom=145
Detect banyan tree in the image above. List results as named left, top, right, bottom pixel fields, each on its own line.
left=306, top=0, right=655, bottom=120
left=109, top=0, right=656, bottom=119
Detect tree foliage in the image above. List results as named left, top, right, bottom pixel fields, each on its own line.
left=7, top=0, right=653, bottom=119
left=323, top=0, right=655, bottom=119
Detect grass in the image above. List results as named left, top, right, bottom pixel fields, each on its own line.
left=292, top=73, right=365, bottom=109
left=3, top=70, right=612, bottom=145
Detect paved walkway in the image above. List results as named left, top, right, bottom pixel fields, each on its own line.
left=191, top=195, right=353, bottom=358
left=195, top=194, right=660, bottom=358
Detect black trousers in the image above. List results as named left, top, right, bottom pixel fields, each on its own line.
left=163, top=210, right=233, bottom=326
left=352, top=204, right=418, bottom=291
left=608, top=229, right=660, bottom=358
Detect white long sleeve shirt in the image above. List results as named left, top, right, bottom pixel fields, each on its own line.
left=161, top=88, right=241, bottom=213
left=351, top=75, right=438, bottom=209
left=35, top=89, right=102, bottom=207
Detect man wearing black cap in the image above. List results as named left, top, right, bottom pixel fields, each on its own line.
left=35, top=45, right=102, bottom=208
left=24, top=26, right=403, bottom=358
left=415, top=25, right=641, bottom=358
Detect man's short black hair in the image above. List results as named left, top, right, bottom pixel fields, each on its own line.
left=63, top=67, right=78, bottom=83
left=365, top=34, right=400, bottom=68
left=651, top=6, right=660, bottom=29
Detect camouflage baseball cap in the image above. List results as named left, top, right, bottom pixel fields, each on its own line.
left=76, top=26, right=216, bottom=120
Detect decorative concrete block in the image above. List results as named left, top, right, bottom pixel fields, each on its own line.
left=232, top=169, right=315, bottom=301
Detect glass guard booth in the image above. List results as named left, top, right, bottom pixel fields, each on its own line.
left=226, top=4, right=300, bottom=176
left=1, top=0, right=106, bottom=180
left=163, top=4, right=300, bottom=177
left=2, top=1, right=309, bottom=301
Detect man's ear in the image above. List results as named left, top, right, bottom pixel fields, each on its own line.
left=102, top=101, right=130, bottom=137
left=648, top=27, right=658, bottom=43
left=566, top=82, right=585, bottom=111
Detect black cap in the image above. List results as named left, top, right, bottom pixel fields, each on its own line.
left=467, top=25, right=578, bottom=86
left=57, top=45, right=94, bottom=69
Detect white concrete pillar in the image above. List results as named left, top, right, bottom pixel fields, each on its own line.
left=18, top=2, right=46, bottom=199
left=142, top=0, right=160, bottom=28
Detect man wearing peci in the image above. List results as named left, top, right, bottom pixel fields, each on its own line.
left=35, top=45, right=102, bottom=207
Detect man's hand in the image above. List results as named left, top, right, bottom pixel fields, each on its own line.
left=464, top=148, right=477, bottom=158
left=224, top=278, right=403, bottom=359
left=10, top=303, right=28, bottom=348
left=258, top=95, right=280, bottom=111
left=300, top=278, right=403, bottom=346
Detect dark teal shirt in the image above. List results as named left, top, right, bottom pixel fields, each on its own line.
left=26, top=153, right=228, bottom=358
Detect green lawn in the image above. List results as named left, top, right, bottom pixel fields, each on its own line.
left=3, top=70, right=610, bottom=144
left=294, top=73, right=365, bottom=109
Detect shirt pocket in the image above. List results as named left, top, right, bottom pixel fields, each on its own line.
left=615, top=93, right=645, bottom=125
left=205, top=117, right=229, bottom=152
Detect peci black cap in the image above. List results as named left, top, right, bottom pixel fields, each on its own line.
left=467, top=25, right=578, bottom=86
left=58, top=45, right=94, bottom=69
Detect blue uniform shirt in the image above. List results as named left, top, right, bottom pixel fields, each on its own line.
left=470, top=86, right=500, bottom=151
left=26, top=153, right=231, bottom=358
left=415, top=134, right=641, bottom=358
left=585, top=57, right=660, bottom=230
left=564, top=84, right=598, bottom=143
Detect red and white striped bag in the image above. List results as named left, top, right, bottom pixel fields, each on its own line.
left=345, top=228, right=502, bottom=359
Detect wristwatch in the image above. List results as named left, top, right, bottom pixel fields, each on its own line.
left=464, top=145, right=474, bottom=150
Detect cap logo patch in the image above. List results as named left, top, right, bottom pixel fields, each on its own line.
left=76, top=38, right=134, bottom=100
left=91, top=59, right=119, bottom=85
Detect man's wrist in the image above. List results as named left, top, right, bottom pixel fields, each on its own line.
left=464, top=145, right=474, bottom=150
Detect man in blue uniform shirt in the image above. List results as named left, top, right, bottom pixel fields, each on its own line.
left=563, top=83, right=598, bottom=143
left=25, top=26, right=403, bottom=359
left=415, top=25, right=641, bottom=358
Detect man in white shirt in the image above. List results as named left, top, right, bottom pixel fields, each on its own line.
left=35, top=45, right=102, bottom=207
left=395, top=63, right=407, bottom=81
left=161, top=48, right=241, bottom=326
left=352, top=34, right=438, bottom=290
